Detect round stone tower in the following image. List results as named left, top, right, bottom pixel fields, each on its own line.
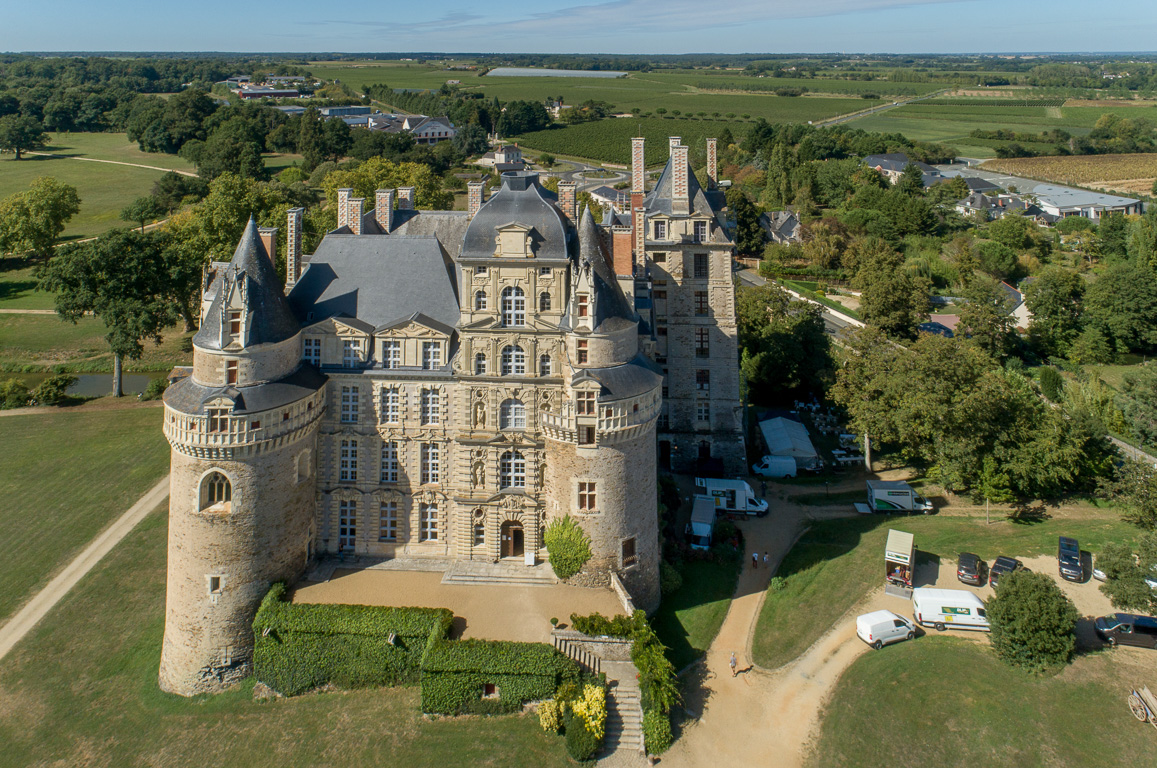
left=158, top=220, right=325, bottom=696
left=542, top=209, right=662, bottom=613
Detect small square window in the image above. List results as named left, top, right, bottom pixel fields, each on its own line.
left=622, top=537, right=637, bottom=567
left=208, top=576, right=222, bottom=594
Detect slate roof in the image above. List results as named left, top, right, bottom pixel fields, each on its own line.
left=862, top=153, right=937, bottom=175
left=385, top=209, right=472, bottom=257
left=194, top=218, right=301, bottom=351
left=460, top=172, right=572, bottom=261
left=572, top=353, right=663, bottom=401
left=561, top=207, right=635, bottom=331
left=288, top=235, right=460, bottom=331
left=643, top=154, right=716, bottom=218
left=164, top=363, right=326, bottom=416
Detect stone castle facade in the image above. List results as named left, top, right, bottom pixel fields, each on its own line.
left=158, top=137, right=743, bottom=696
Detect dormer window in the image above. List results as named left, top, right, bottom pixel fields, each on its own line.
left=343, top=339, right=362, bottom=368
left=577, top=340, right=588, bottom=365
left=653, top=220, right=666, bottom=240
left=694, top=221, right=707, bottom=243
left=228, top=310, right=242, bottom=337
left=207, top=407, right=230, bottom=433
left=576, top=390, right=595, bottom=415
left=577, top=294, right=589, bottom=318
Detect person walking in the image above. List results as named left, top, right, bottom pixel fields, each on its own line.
left=763, top=551, right=770, bottom=568
left=729, top=651, right=738, bottom=677
left=752, top=551, right=759, bottom=569
left=760, top=480, right=767, bottom=498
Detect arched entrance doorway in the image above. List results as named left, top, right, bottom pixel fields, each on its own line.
left=500, top=520, right=524, bottom=559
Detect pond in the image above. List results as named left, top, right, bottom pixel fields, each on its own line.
left=0, top=372, right=163, bottom=397
left=485, top=67, right=626, bottom=78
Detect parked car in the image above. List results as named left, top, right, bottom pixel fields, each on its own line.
left=957, top=552, right=986, bottom=586
left=856, top=610, right=916, bottom=649
left=1058, top=536, right=1083, bottom=582
left=989, top=556, right=1024, bottom=588
left=1094, top=613, right=1157, bottom=649
left=1092, top=555, right=1107, bottom=582
left=1147, top=565, right=1157, bottom=593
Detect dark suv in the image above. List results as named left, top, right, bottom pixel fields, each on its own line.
left=1058, top=536, right=1082, bottom=582
left=988, top=556, right=1024, bottom=588
left=957, top=552, right=986, bottom=586
left=1094, top=613, right=1157, bottom=649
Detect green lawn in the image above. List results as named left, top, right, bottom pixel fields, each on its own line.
left=809, top=638, right=1157, bottom=768
left=38, top=132, right=195, bottom=172
left=0, top=257, right=54, bottom=310
left=0, top=313, right=193, bottom=372
left=752, top=513, right=1138, bottom=669
left=0, top=407, right=170, bottom=621
left=0, top=508, right=573, bottom=768
left=652, top=557, right=742, bottom=671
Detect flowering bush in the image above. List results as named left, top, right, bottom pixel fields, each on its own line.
left=571, top=683, right=607, bottom=741
left=538, top=698, right=562, bottom=733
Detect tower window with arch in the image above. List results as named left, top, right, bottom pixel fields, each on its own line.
left=501, top=345, right=525, bottom=376
left=501, top=286, right=525, bottom=327
left=474, top=352, right=488, bottom=375
left=199, top=471, right=232, bottom=512
left=499, top=450, right=526, bottom=489
left=474, top=290, right=488, bottom=311
left=539, top=354, right=552, bottom=376
left=472, top=509, right=485, bottom=547
left=500, top=399, right=526, bottom=430
left=539, top=291, right=551, bottom=312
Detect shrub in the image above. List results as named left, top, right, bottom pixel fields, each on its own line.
left=544, top=515, right=592, bottom=580
left=0, top=379, right=30, bottom=410
left=660, top=561, right=683, bottom=595
left=140, top=377, right=169, bottom=401
left=571, top=683, right=607, bottom=741
left=570, top=610, right=680, bottom=716
left=987, top=570, right=1079, bottom=671
left=539, top=698, right=562, bottom=733
left=643, top=708, right=673, bottom=754
left=29, top=373, right=76, bottom=406
left=768, top=576, right=787, bottom=592
left=420, top=638, right=579, bottom=714
left=564, top=710, right=600, bottom=761
left=278, top=166, right=309, bottom=185
left=252, top=583, right=452, bottom=695
left=1038, top=365, right=1064, bottom=402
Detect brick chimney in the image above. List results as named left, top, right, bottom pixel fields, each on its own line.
left=258, top=227, right=278, bottom=266
left=286, top=207, right=303, bottom=287
left=558, top=180, right=577, bottom=223
left=336, top=188, right=352, bottom=229
left=611, top=226, right=633, bottom=277
left=668, top=136, right=681, bottom=157
left=348, top=198, right=364, bottom=235
left=467, top=181, right=485, bottom=218
left=672, top=145, right=690, bottom=216
left=706, top=137, right=718, bottom=191
left=631, top=137, right=645, bottom=194
left=633, top=206, right=646, bottom=266
left=375, top=188, right=395, bottom=233
left=397, top=187, right=414, bottom=210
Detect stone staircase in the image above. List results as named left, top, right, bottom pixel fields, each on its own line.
left=603, top=662, right=645, bottom=758
left=440, top=559, right=559, bottom=587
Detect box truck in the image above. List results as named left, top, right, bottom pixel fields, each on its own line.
left=687, top=496, right=717, bottom=551
left=912, top=588, right=990, bottom=632
left=695, top=477, right=769, bottom=516
left=866, top=480, right=933, bottom=514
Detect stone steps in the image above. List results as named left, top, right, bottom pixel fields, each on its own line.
left=440, top=560, right=559, bottom=587
left=604, top=681, right=645, bottom=755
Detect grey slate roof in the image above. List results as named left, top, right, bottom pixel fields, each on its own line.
left=194, top=218, right=301, bottom=351
left=561, top=207, right=635, bottom=332
left=164, top=363, right=326, bottom=416
left=386, top=209, right=472, bottom=258
left=643, top=156, right=715, bottom=218
left=288, top=235, right=460, bottom=331
left=460, top=172, right=572, bottom=261
left=573, top=354, right=663, bottom=401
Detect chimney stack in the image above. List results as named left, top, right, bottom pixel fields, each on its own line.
left=706, top=137, right=718, bottom=191
left=631, top=137, right=645, bottom=194
left=557, top=180, right=577, bottom=223
left=258, top=227, right=278, bottom=266
left=397, top=187, right=414, bottom=210
left=375, top=188, right=395, bottom=233
left=348, top=198, right=364, bottom=235
left=336, top=188, right=352, bottom=229
left=467, top=180, right=485, bottom=218
left=286, top=207, right=303, bottom=287
left=668, top=136, right=681, bottom=157
left=672, top=145, right=690, bottom=216
left=633, top=206, right=646, bottom=268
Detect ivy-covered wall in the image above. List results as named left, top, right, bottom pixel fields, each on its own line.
left=420, top=638, right=580, bottom=715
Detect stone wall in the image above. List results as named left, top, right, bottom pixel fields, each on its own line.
left=192, top=335, right=302, bottom=387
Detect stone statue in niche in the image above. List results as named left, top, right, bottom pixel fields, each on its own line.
left=473, top=398, right=486, bottom=428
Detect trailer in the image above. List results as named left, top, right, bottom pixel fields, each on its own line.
left=867, top=480, right=933, bottom=514
left=1128, top=686, right=1157, bottom=729
left=885, top=529, right=915, bottom=588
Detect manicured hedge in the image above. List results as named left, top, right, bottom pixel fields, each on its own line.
left=252, top=583, right=453, bottom=696
left=421, top=638, right=580, bottom=715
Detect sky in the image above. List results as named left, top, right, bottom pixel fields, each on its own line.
left=3, top=0, right=1156, bottom=54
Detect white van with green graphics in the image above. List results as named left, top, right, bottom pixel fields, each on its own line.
left=912, top=588, right=990, bottom=632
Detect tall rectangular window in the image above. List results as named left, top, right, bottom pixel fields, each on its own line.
left=420, top=389, right=440, bottom=425
left=694, top=291, right=708, bottom=316
left=338, top=499, right=356, bottom=549
left=622, top=537, right=638, bottom=567
left=419, top=502, right=438, bottom=542
left=340, top=439, right=358, bottom=482
left=421, top=443, right=440, bottom=485
left=696, top=329, right=710, bottom=358
left=697, top=369, right=711, bottom=391
left=577, top=294, right=589, bottom=317
left=577, top=340, right=588, bottom=364
left=696, top=400, right=711, bottom=423
left=378, top=501, right=398, bottom=542
left=694, top=252, right=709, bottom=278
left=693, top=221, right=707, bottom=243
left=380, top=441, right=398, bottom=483
left=303, top=337, right=321, bottom=366
left=653, top=220, right=666, bottom=240
left=343, top=339, right=362, bottom=368
left=340, top=385, right=360, bottom=423
left=578, top=482, right=597, bottom=511
left=225, top=360, right=238, bottom=385
left=383, top=340, right=401, bottom=369
left=422, top=342, right=441, bottom=370
left=228, top=310, right=242, bottom=336
left=380, top=388, right=400, bottom=424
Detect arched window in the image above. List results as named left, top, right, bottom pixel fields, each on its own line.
left=501, top=345, right=525, bottom=375
left=474, top=352, right=488, bottom=375
left=539, top=354, right=552, bottom=376
left=499, top=450, right=526, bottom=489
left=539, top=291, right=551, bottom=312
left=474, top=290, right=487, bottom=311
left=501, top=286, right=525, bottom=327
left=500, top=399, right=526, bottom=430
left=200, top=471, right=232, bottom=512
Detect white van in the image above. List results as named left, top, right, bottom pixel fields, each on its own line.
left=695, top=478, right=769, bottom=516
left=751, top=455, right=797, bottom=478
left=912, top=588, right=990, bottom=632
left=856, top=610, right=916, bottom=650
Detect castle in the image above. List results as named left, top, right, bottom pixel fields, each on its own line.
left=158, top=136, right=743, bottom=696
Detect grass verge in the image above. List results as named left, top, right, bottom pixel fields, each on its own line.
left=652, top=556, right=742, bottom=671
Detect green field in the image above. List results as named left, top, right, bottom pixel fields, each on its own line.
left=0, top=258, right=53, bottom=310
left=0, top=508, right=573, bottom=768
left=517, top=118, right=751, bottom=166
left=0, top=407, right=169, bottom=621
left=37, top=132, right=196, bottom=172
left=0, top=313, right=193, bottom=372
left=652, top=557, right=742, bottom=671
left=810, top=639, right=1156, bottom=767
left=752, top=513, right=1138, bottom=670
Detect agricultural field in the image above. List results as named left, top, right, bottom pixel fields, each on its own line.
left=980, top=154, right=1157, bottom=195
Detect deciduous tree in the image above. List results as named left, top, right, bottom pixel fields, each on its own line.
left=0, top=176, right=80, bottom=259
left=0, top=114, right=48, bottom=159
left=987, top=570, right=1078, bottom=671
